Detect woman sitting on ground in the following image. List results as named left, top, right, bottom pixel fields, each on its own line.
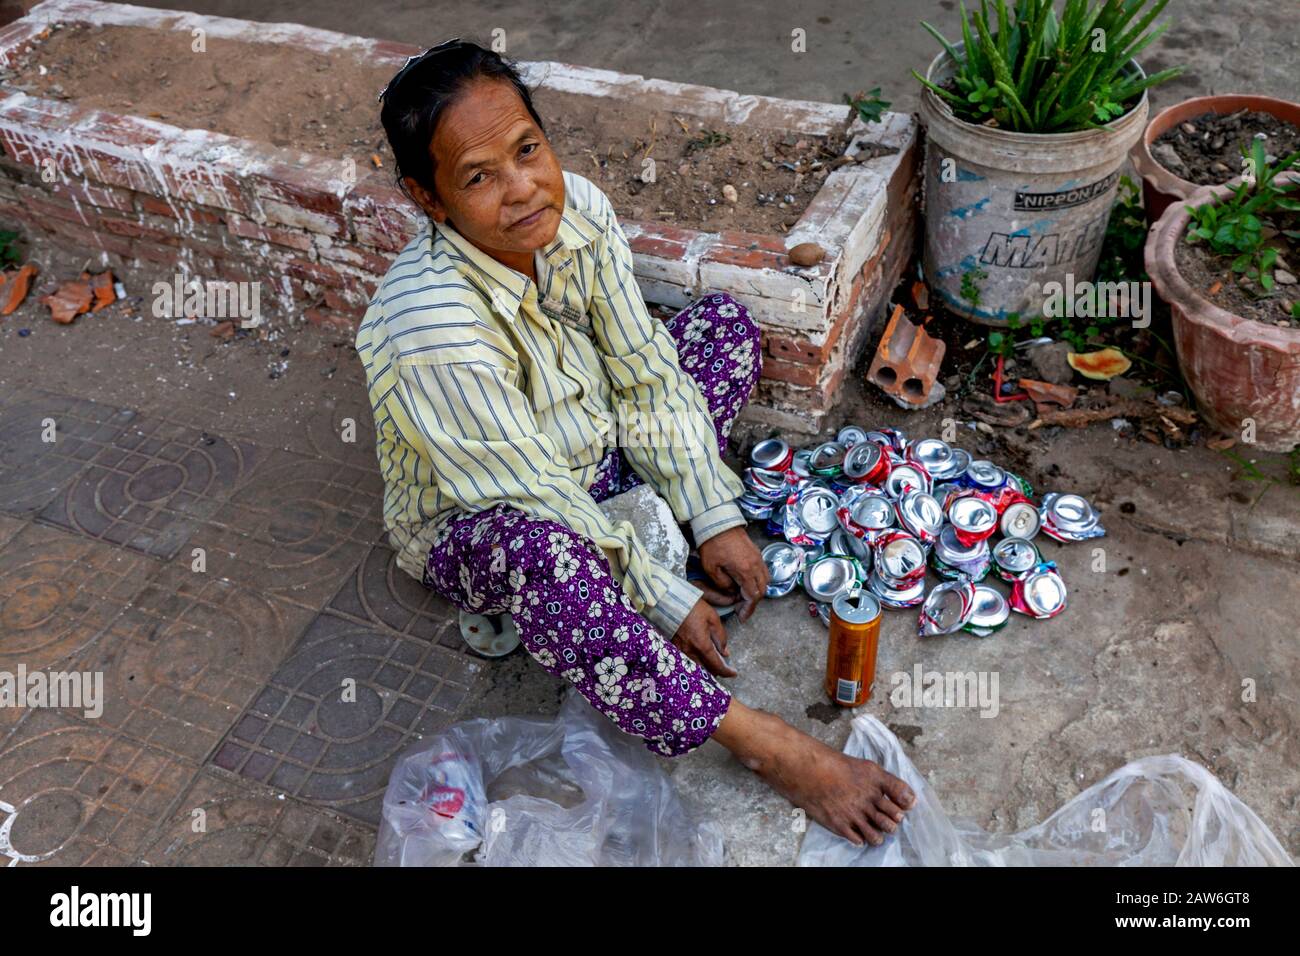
left=358, top=39, right=915, bottom=847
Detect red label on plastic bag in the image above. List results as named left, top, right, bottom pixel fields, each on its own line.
left=427, top=785, right=466, bottom=819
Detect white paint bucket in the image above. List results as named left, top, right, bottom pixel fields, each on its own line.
left=919, top=48, right=1149, bottom=326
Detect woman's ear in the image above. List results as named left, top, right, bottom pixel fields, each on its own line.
left=402, top=176, right=446, bottom=223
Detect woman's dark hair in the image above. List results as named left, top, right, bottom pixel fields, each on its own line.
left=379, top=39, right=546, bottom=202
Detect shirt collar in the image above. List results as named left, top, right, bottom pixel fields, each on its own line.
left=429, top=203, right=602, bottom=323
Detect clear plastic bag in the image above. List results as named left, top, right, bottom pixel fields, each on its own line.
left=374, top=691, right=723, bottom=866
left=798, top=713, right=1293, bottom=867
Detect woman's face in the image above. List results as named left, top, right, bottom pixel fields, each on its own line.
left=408, top=76, right=565, bottom=262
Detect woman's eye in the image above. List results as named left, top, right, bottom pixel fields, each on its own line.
left=520, top=143, right=538, bottom=157
left=466, top=171, right=485, bottom=187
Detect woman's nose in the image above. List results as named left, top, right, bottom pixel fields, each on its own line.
left=501, top=162, right=537, bottom=204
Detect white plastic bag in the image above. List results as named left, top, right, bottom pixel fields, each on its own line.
left=798, top=713, right=1293, bottom=866
left=375, top=691, right=723, bottom=866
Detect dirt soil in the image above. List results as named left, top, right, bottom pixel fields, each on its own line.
left=7, top=21, right=852, bottom=234
left=1175, top=236, right=1300, bottom=329
left=1153, top=109, right=1300, bottom=186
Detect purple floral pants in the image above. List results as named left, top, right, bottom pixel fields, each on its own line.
left=423, top=293, right=761, bottom=756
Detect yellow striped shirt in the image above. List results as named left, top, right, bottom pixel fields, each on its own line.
left=355, top=170, right=746, bottom=635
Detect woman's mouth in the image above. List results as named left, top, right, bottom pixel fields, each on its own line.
left=510, top=206, right=549, bottom=229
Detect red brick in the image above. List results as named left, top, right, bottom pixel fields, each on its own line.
left=316, top=240, right=393, bottom=277
left=626, top=221, right=697, bottom=260
left=245, top=150, right=351, bottom=237
left=323, top=288, right=366, bottom=317
left=136, top=194, right=224, bottom=226
left=99, top=215, right=180, bottom=245
left=343, top=177, right=417, bottom=253
left=23, top=179, right=136, bottom=214
left=303, top=306, right=360, bottom=333
left=760, top=357, right=822, bottom=388
left=283, top=257, right=346, bottom=289
left=701, top=229, right=827, bottom=275
left=17, top=189, right=102, bottom=228
left=227, top=211, right=314, bottom=253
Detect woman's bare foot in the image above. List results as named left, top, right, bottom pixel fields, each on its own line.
left=713, top=699, right=915, bottom=846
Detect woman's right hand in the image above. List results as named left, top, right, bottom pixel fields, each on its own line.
left=673, top=597, right=737, bottom=679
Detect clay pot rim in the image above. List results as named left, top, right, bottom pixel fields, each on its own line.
left=1132, top=94, right=1300, bottom=203
left=1144, top=174, right=1300, bottom=348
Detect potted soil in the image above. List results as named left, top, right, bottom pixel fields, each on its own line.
left=1131, top=95, right=1300, bottom=224
left=912, top=0, right=1182, bottom=325
left=1145, top=145, right=1300, bottom=452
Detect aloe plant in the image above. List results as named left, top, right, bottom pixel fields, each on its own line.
left=913, top=0, right=1183, bottom=133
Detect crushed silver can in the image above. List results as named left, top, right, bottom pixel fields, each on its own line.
left=751, top=437, right=793, bottom=471
left=931, top=525, right=992, bottom=582
left=838, top=485, right=895, bottom=538
left=836, top=425, right=868, bottom=447
left=1040, top=492, right=1105, bottom=542
left=809, top=441, right=848, bottom=477
left=963, top=584, right=1011, bottom=636
left=963, top=459, right=1006, bottom=491
left=784, top=486, right=839, bottom=545
left=907, top=437, right=953, bottom=474
left=872, top=530, right=928, bottom=584
left=803, top=555, right=859, bottom=603
left=947, top=494, right=999, bottom=545
left=762, top=542, right=804, bottom=584
left=1009, top=563, right=1068, bottom=619
left=895, top=490, right=944, bottom=544
left=992, top=536, right=1041, bottom=582
left=918, top=578, right=977, bottom=636
left=829, top=526, right=872, bottom=566
left=946, top=447, right=972, bottom=481
left=867, top=569, right=927, bottom=608
left=883, top=462, right=932, bottom=499
left=1000, top=500, right=1041, bottom=540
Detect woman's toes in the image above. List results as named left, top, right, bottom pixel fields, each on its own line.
left=853, top=812, right=884, bottom=846
left=871, top=808, right=898, bottom=834
left=885, top=776, right=916, bottom=810
left=877, top=795, right=905, bottom=824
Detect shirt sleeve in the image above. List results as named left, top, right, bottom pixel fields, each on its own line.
left=587, top=202, right=746, bottom=545
left=393, top=355, right=696, bottom=632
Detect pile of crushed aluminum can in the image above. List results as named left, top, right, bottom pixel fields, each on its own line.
left=740, top=426, right=1104, bottom=637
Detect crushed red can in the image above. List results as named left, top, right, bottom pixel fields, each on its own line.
left=1008, top=562, right=1068, bottom=619
left=843, top=440, right=892, bottom=485
left=946, top=494, right=999, bottom=546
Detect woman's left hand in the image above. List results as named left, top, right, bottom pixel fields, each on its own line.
left=696, top=526, right=769, bottom=622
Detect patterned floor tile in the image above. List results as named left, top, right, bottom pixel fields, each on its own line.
left=326, top=541, right=466, bottom=654
left=301, top=393, right=379, bottom=469
left=0, top=711, right=195, bottom=865
left=0, top=389, right=137, bottom=516
left=68, top=565, right=318, bottom=763
left=210, top=612, right=485, bottom=825
left=36, top=415, right=260, bottom=559
left=143, top=769, right=374, bottom=866
left=0, top=522, right=157, bottom=738
left=197, top=449, right=385, bottom=609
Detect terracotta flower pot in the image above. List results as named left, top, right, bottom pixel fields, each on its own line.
left=1130, top=94, right=1300, bottom=224
left=1144, top=178, right=1300, bottom=452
